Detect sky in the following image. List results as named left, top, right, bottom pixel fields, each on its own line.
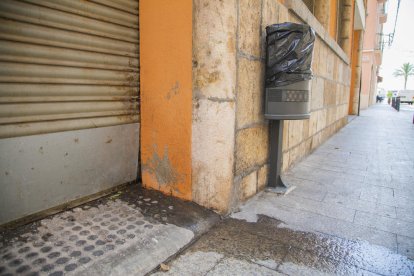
left=379, top=0, right=414, bottom=91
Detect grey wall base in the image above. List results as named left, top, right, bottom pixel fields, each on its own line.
left=0, top=123, right=140, bottom=225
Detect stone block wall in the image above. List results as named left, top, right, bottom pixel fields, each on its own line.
left=232, top=0, right=351, bottom=208
left=192, top=0, right=237, bottom=213
left=191, top=0, right=352, bottom=214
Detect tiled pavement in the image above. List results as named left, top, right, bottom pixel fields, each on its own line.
left=233, top=103, right=414, bottom=259
left=0, top=187, right=219, bottom=276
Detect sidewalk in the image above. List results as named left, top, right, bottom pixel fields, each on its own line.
left=235, top=103, right=414, bottom=255
left=153, top=104, right=414, bottom=275
left=0, top=186, right=219, bottom=276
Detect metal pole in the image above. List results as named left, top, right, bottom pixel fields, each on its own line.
left=267, top=120, right=293, bottom=194
left=357, top=73, right=362, bottom=116
left=397, top=97, right=400, bottom=111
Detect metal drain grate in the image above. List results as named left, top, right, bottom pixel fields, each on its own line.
left=0, top=199, right=165, bottom=276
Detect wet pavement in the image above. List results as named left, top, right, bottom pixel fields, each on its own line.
left=0, top=185, right=219, bottom=276
left=152, top=216, right=414, bottom=275
left=153, top=104, right=414, bottom=275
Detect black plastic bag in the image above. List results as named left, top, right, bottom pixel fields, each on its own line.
left=265, top=22, right=315, bottom=87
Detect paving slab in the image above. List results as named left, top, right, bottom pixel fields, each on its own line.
left=266, top=194, right=356, bottom=222
left=398, top=235, right=414, bottom=260
left=396, top=207, right=414, bottom=223
left=206, top=258, right=282, bottom=276
left=323, top=192, right=397, bottom=219
left=354, top=211, right=414, bottom=238
left=287, top=180, right=328, bottom=201
left=0, top=185, right=219, bottom=276
left=152, top=251, right=223, bottom=276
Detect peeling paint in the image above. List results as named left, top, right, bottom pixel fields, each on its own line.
left=142, top=146, right=184, bottom=188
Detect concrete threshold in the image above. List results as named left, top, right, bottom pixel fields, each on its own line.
left=0, top=184, right=220, bottom=276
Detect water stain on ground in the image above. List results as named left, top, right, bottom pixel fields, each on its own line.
left=161, top=215, right=414, bottom=275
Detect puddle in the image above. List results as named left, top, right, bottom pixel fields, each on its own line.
left=167, top=216, right=414, bottom=275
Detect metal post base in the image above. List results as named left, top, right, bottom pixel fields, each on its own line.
left=267, top=120, right=296, bottom=195
left=266, top=177, right=296, bottom=195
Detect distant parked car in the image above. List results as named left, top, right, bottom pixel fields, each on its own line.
left=398, top=90, right=414, bottom=104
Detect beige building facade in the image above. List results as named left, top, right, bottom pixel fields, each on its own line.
left=360, top=0, right=387, bottom=110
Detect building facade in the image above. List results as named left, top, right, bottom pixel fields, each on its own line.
left=360, top=0, right=387, bottom=110
left=0, top=0, right=366, bottom=225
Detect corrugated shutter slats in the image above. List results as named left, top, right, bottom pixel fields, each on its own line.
left=0, top=0, right=139, bottom=139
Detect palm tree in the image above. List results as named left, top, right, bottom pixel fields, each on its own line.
left=393, top=62, right=414, bottom=90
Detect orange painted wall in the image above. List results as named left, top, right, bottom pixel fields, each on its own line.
left=347, top=0, right=356, bottom=57
left=140, top=0, right=192, bottom=200
left=349, top=30, right=361, bottom=114
left=329, top=0, right=337, bottom=39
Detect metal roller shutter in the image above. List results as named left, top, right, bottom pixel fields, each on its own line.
left=0, top=0, right=139, bottom=139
